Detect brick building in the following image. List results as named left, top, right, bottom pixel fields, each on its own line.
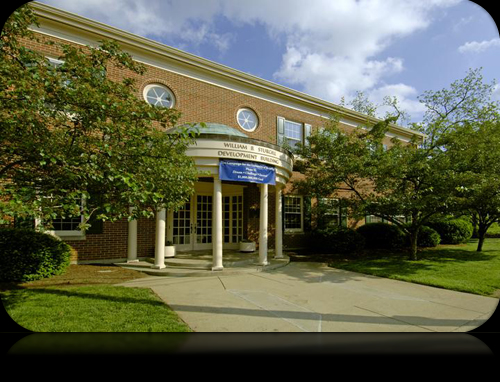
left=25, top=2, right=424, bottom=269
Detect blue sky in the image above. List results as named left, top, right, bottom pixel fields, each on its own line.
left=37, top=0, right=500, bottom=124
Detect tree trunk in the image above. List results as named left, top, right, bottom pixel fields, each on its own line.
left=409, top=231, right=418, bottom=261
left=477, top=224, right=487, bottom=252
left=477, top=235, right=485, bottom=252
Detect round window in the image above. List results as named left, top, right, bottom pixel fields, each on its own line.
left=143, top=84, right=175, bottom=108
left=237, top=108, right=259, bottom=131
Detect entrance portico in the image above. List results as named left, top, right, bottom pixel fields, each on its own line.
left=131, top=124, right=293, bottom=271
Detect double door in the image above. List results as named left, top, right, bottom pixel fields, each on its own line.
left=171, top=193, right=243, bottom=251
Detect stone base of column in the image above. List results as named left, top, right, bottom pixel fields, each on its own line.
left=151, top=264, right=166, bottom=269
left=126, top=259, right=139, bottom=263
left=211, top=266, right=224, bottom=271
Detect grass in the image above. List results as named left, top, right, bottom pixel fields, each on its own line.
left=0, top=265, right=192, bottom=332
left=325, top=238, right=500, bottom=297
left=486, top=222, right=500, bottom=237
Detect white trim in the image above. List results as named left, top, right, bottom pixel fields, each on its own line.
left=143, top=83, right=175, bottom=108
left=236, top=107, right=259, bottom=132
left=48, top=230, right=85, bottom=240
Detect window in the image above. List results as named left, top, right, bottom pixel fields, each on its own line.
left=237, top=108, right=259, bottom=131
left=277, top=117, right=311, bottom=149
left=143, top=84, right=175, bottom=108
left=284, top=120, right=303, bottom=149
left=365, top=215, right=385, bottom=224
left=284, top=195, right=303, bottom=232
left=319, top=198, right=347, bottom=228
left=319, top=198, right=340, bottom=227
left=51, top=216, right=83, bottom=232
left=47, top=57, right=64, bottom=68
left=49, top=199, right=85, bottom=238
left=365, top=215, right=410, bottom=224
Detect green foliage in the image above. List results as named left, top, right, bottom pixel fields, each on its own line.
left=0, top=228, right=72, bottom=282
left=356, top=223, right=406, bottom=249
left=442, top=119, right=500, bottom=251
left=415, top=226, right=441, bottom=248
left=295, top=68, right=500, bottom=260
left=427, top=218, right=473, bottom=244
left=1, top=4, right=198, bottom=228
left=311, top=226, right=365, bottom=255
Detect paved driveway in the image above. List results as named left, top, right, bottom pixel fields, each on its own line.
left=119, top=262, right=498, bottom=332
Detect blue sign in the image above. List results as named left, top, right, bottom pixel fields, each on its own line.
left=219, top=159, right=276, bottom=185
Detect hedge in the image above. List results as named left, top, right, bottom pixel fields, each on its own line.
left=311, top=226, right=365, bottom=255
left=416, top=226, right=441, bottom=248
left=426, top=218, right=473, bottom=244
left=0, top=228, right=72, bottom=282
left=356, top=223, right=406, bottom=249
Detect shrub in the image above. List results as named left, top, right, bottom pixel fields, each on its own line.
left=416, top=226, right=441, bottom=248
left=311, top=226, right=365, bottom=255
left=0, top=228, right=72, bottom=282
left=356, top=223, right=406, bottom=249
left=427, top=218, right=473, bottom=244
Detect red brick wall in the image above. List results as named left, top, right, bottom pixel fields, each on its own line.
left=21, top=31, right=378, bottom=261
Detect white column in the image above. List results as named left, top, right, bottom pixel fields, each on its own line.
left=274, top=185, right=284, bottom=259
left=127, top=207, right=138, bottom=263
left=259, top=183, right=269, bottom=266
left=152, top=208, right=166, bottom=269
left=212, top=177, right=223, bottom=271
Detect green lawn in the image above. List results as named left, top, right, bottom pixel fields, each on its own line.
left=1, top=285, right=192, bottom=332
left=487, top=222, right=500, bottom=236
left=327, top=238, right=500, bottom=297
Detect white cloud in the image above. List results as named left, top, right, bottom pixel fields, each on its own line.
left=458, top=38, right=500, bottom=54
left=492, top=84, right=500, bottom=101
left=42, top=0, right=226, bottom=47
left=367, top=83, right=427, bottom=122
left=41, top=0, right=462, bottom=109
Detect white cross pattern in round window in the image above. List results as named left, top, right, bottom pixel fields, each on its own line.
left=237, top=108, right=258, bottom=131
left=144, top=84, right=175, bottom=108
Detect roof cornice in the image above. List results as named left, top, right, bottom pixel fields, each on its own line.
left=29, top=1, right=425, bottom=140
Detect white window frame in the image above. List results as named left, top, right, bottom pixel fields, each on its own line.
left=284, top=120, right=303, bottom=149
left=236, top=108, right=259, bottom=132
left=365, top=215, right=385, bottom=224
left=320, top=197, right=340, bottom=226
left=47, top=198, right=86, bottom=239
left=284, top=195, right=304, bottom=233
left=143, top=83, right=176, bottom=108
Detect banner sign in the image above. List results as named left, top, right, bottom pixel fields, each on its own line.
left=219, top=159, right=276, bottom=185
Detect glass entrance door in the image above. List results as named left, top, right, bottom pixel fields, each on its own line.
left=172, top=194, right=213, bottom=251
left=195, top=194, right=212, bottom=250
left=172, top=193, right=241, bottom=251
left=172, top=199, right=192, bottom=251
left=223, top=195, right=243, bottom=248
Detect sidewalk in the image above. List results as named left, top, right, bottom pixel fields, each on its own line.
left=117, top=262, right=499, bottom=332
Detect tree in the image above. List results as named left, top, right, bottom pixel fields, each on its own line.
left=1, top=4, right=199, bottom=229
left=443, top=120, right=500, bottom=251
left=295, top=115, right=452, bottom=260
left=295, top=68, right=499, bottom=260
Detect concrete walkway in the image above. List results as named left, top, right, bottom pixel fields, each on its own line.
left=117, top=262, right=498, bottom=332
